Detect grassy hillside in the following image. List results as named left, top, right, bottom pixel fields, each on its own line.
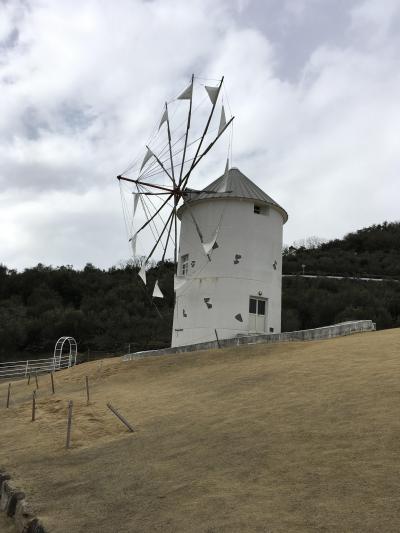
left=1, top=329, right=400, bottom=532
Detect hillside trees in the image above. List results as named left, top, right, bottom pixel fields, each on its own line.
left=0, top=221, right=399, bottom=360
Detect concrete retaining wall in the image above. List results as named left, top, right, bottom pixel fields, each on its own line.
left=123, top=320, right=376, bottom=361
left=0, top=470, right=47, bottom=532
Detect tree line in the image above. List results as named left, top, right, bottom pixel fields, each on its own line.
left=0, top=221, right=399, bottom=361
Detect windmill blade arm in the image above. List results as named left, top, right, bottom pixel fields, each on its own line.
left=146, top=208, right=175, bottom=263
left=136, top=193, right=174, bottom=235
left=180, top=116, right=234, bottom=191
left=117, top=175, right=173, bottom=193
left=178, top=76, right=223, bottom=188
left=146, top=146, right=175, bottom=186
left=161, top=211, right=175, bottom=262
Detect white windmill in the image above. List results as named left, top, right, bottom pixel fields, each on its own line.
left=172, top=167, right=288, bottom=347
left=117, top=75, right=288, bottom=347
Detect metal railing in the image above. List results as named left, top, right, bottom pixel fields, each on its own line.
left=0, top=354, right=77, bottom=381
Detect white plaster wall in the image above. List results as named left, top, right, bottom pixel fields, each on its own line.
left=172, top=197, right=284, bottom=347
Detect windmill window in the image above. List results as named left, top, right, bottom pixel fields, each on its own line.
left=249, top=297, right=266, bottom=315
left=249, top=298, right=257, bottom=314
left=254, top=204, right=269, bottom=216
left=181, top=254, right=189, bottom=276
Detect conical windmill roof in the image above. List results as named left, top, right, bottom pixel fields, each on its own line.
left=183, top=167, right=288, bottom=223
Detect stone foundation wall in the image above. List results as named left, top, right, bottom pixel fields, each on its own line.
left=0, top=471, right=47, bottom=532
left=123, top=320, right=376, bottom=361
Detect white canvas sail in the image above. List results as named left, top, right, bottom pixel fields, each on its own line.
left=140, top=147, right=154, bottom=171
left=218, top=105, right=227, bottom=135
left=203, top=233, right=218, bottom=255
left=177, top=83, right=193, bottom=100
left=130, top=233, right=137, bottom=257
left=152, top=280, right=164, bottom=298
left=205, top=85, right=219, bottom=105
left=217, top=158, right=229, bottom=193
left=133, top=193, right=139, bottom=216
left=138, top=263, right=147, bottom=285
left=158, top=107, right=168, bottom=130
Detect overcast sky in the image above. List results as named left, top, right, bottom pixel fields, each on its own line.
left=1, top=0, right=399, bottom=270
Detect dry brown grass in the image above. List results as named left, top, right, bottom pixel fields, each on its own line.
left=0, top=512, right=16, bottom=532
left=1, top=329, right=400, bottom=532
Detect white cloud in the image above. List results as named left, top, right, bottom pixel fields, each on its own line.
left=0, top=0, right=399, bottom=269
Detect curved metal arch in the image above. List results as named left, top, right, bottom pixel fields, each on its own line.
left=53, top=336, right=78, bottom=369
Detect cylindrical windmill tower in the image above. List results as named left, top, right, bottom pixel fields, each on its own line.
left=172, top=167, right=288, bottom=347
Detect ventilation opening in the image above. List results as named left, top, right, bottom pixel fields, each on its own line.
left=254, top=204, right=269, bottom=216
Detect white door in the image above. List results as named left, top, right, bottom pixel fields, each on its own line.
left=248, top=297, right=268, bottom=333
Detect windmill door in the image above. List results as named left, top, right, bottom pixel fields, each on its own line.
left=248, top=297, right=268, bottom=333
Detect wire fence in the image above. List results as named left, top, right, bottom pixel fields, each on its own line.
left=0, top=354, right=77, bottom=381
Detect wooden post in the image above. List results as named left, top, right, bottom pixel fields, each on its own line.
left=50, top=372, right=55, bottom=394
left=35, top=371, right=39, bottom=390
left=27, top=372, right=31, bottom=385
left=215, top=329, right=221, bottom=349
left=31, top=390, right=36, bottom=422
left=66, top=400, right=73, bottom=449
left=85, top=376, right=90, bottom=406
left=106, top=403, right=134, bottom=432
left=6, top=383, right=11, bottom=408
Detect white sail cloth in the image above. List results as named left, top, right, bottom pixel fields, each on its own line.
left=202, top=234, right=218, bottom=255
left=205, top=85, right=220, bottom=105
left=152, top=280, right=164, bottom=298
left=217, top=159, right=229, bottom=193
left=140, top=147, right=154, bottom=171
left=138, top=263, right=147, bottom=285
left=158, top=106, right=168, bottom=130
left=177, top=83, right=193, bottom=100
left=130, top=233, right=137, bottom=257
left=218, top=105, right=227, bottom=135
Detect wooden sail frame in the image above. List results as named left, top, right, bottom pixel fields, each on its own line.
left=117, top=75, right=234, bottom=293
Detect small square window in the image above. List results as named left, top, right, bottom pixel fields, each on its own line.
left=254, top=204, right=269, bottom=216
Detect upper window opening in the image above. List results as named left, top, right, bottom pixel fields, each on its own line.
left=181, top=254, right=189, bottom=276
left=254, top=204, right=269, bottom=215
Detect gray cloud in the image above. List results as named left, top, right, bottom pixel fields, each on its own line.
left=0, top=0, right=399, bottom=269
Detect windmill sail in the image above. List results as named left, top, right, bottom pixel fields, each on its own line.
left=218, top=105, right=227, bottom=135
left=205, top=85, right=220, bottom=105
left=130, top=233, right=137, bottom=257
left=133, top=193, right=139, bottom=216
left=116, top=75, right=234, bottom=316
left=158, top=107, right=168, bottom=130
left=138, top=263, right=146, bottom=285
left=152, top=280, right=164, bottom=298
left=217, top=158, right=230, bottom=193
left=203, top=233, right=218, bottom=255
left=177, top=83, right=193, bottom=100
left=140, top=147, right=154, bottom=171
